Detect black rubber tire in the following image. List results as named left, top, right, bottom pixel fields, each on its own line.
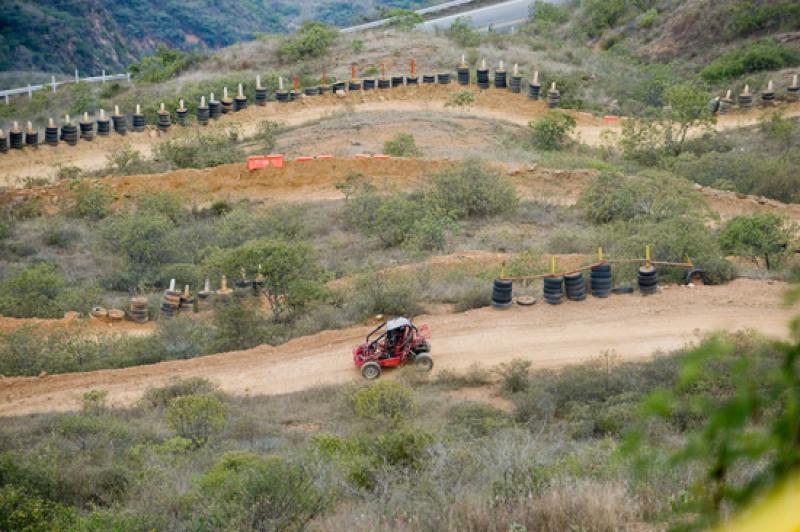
left=516, top=296, right=536, bottom=306
left=415, top=354, right=434, bottom=372
left=611, top=286, right=634, bottom=294
left=686, top=268, right=706, bottom=285
left=361, top=361, right=381, bottom=380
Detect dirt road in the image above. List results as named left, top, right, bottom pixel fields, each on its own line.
left=1, top=279, right=793, bottom=417
left=1, top=84, right=796, bottom=186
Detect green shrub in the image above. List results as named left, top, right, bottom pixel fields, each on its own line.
left=102, top=211, right=175, bottom=286
left=144, top=378, right=219, bottom=408
left=155, top=130, right=243, bottom=169
left=445, top=90, right=476, bottom=109
left=448, top=403, right=511, bottom=437
left=447, top=17, right=481, bottom=47
left=211, top=299, right=278, bottom=352
left=429, top=158, right=518, bottom=219
left=725, top=0, right=800, bottom=38
left=71, top=182, right=112, bottom=221
left=0, top=221, right=10, bottom=240
left=638, top=8, right=658, bottom=28
left=700, top=40, right=800, bottom=82
left=718, top=213, right=794, bottom=270
left=578, top=171, right=704, bottom=224
left=105, top=145, right=168, bottom=176
left=279, top=21, right=337, bottom=62
left=135, top=191, right=184, bottom=224
left=194, top=452, right=325, bottom=531
left=42, top=225, right=80, bottom=249
left=165, top=394, right=226, bottom=446
left=530, top=110, right=577, bottom=150
left=0, top=485, right=75, bottom=531
left=129, top=44, right=203, bottom=83
left=56, top=165, right=82, bottom=180
left=528, top=0, right=570, bottom=34
left=254, top=120, right=281, bottom=151
left=495, top=359, right=532, bottom=393
left=348, top=272, right=424, bottom=318
left=383, top=133, right=421, bottom=157
left=349, top=381, right=416, bottom=424
left=0, top=262, right=99, bottom=318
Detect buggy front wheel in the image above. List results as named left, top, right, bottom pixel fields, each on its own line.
left=414, top=354, right=434, bottom=372
left=361, top=361, right=381, bottom=380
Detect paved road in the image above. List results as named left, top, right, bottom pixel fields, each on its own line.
left=420, top=0, right=537, bottom=31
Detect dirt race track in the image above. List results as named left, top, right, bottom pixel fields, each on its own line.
left=1, top=83, right=798, bottom=186
left=0, top=279, right=793, bottom=417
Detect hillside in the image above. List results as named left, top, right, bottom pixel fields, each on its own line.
left=0, top=0, right=430, bottom=73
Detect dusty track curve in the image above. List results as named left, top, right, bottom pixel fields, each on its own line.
left=0, top=279, right=792, bottom=417
left=1, top=84, right=797, bottom=186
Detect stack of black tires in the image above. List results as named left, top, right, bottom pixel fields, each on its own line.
left=637, top=266, right=658, bottom=295
left=590, top=264, right=612, bottom=297
left=543, top=276, right=564, bottom=305
left=491, top=279, right=513, bottom=309
left=564, top=272, right=586, bottom=301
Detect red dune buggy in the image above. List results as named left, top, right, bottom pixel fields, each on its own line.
left=352, top=317, right=432, bottom=379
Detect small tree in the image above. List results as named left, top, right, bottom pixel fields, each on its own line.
left=445, top=90, right=476, bottom=109
left=383, top=133, right=422, bottom=157
left=71, top=182, right=112, bottom=221
left=718, top=213, right=793, bottom=270
left=447, top=16, right=481, bottom=47
left=385, top=8, right=424, bottom=30
left=204, top=239, right=324, bottom=322
left=279, top=21, right=338, bottom=63
left=166, top=394, right=225, bottom=446
left=530, top=110, right=577, bottom=150
left=334, top=172, right=364, bottom=202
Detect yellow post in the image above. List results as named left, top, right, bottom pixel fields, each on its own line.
left=500, top=261, right=506, bottom=279
left=645, top=245, right=651, bottom=269
left=683, top=254, right=693, bottom=267
left=598, top=246, right=603, bottom=262
left=550, top=256, right=556, bottom=275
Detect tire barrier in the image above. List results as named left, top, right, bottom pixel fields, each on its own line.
left=0, top=131, right=7, bottom=153
left=719, top=92, right=734, bottom=114
left=510, top=75, right=522, bottom=93
left=406, top=76, right=418, bottom=85
left=319, top=84, right=331, bottom=94
left=45, top=124, right=59, bottom=146
left=97, top=113, right=110, bottom=136
left=378, top=78, right=391, bottom=89
left=761, top=81, right=775, bottom=106
left=391, top=76, right=404, bottom=87
left=332, top=81, right=347, bottom=93
left=209, top=96, right=222, bottom=119
left=79, top=119, right=94, bottom=140
left=132, top=113, right=145, bottom=132
left=176, top=107, right=189, bottom=126
left=25, top=126, right=38, bottom=147
left=306, top=86, right=320, bottom=96
left=564, top=272, right=586, bottom=301
left=61, top=122, right=78, bottom=146
left=180, top=286, right=194, bottom=312
left=737, top=87, right=752, bottom=109
left=491, top=279, right=513, bottom=309
left=543, top=276, right=564, bottom=305
left=528, top=82, right=541, bottom=100
left=547, top=83, right=561, bottom=108
left=275, top=90, right=289, bottom=102
left=611, top=286, right=634, bottom=295
left=9, top=127, right=23, bottom=149
left=289, top=89, right=301, bottom=101
left=347, top=81, right=360, bottom=91
left=437, top=73, right=450, bottom=84
left=160, top=289, right=180, bottom=318
left=494, top=68, right=507, bottom=89
left=112, top=111, right=127, bottom=135
left=197, top=279, right=213, bottom=310
left=157, top=106, right=171, bottom=132
left=234, top=84, right=248, bottom=111
left=91, top=307, right=108, bottom=321
left=457, top=66, right=470, bottom=85
left=788, top=76, right=799, bottom=102
left=637, top=266, right=658, bottom=295
left=196, top=97, right=209, bottom=126
left=220, top=87, right=233, bottom=113
left=477, top=68, right=489, bottom=89
left=362, top=79, right=376, bottom=90
left=590, top=263, right=612, bottom=298
left=423, top=74, right=436, bottom=84
left=255, top=87, right=268, bottom=106
left=129, top=297, right=148, bottom=324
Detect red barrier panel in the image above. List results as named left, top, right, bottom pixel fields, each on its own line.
left=247, top=156, right=268, bottom=170
left=266, top=154, right=284, bottom=168
left=296, top=156, right=313, bottom=162
left=316, top=154, right=333, bottom=160
left=355, top=153, right=371, bottom=160
left=372, top=154, right=390, bottom=160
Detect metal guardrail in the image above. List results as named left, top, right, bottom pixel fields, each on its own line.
left=1, top=71, right=130, bottom=104
left=341, top=0, right=477, bottom=32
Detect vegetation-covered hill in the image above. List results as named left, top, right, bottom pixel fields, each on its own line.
left=0, top=0, right=430, bottom=73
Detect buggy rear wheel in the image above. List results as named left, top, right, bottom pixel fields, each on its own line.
left=415, top=354, right=434, bottom=372
left=361, top=361, right=381, bottom=380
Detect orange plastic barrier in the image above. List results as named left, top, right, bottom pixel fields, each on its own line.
left=295, top=156, right=314, bottom=162
left=316, top=154, right=333, bottom=160
left=247, top=156, right=269, bottom=170
left=603, top=116, right=621, bottom=123
left=372, top=154, right=390, bottom=160
left=266, top=154, right=284, bottom=168
left=355, top=153, right=371, bottom=160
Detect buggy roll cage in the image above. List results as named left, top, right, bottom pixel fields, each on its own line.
left=365, top=320, right=418, bottom=346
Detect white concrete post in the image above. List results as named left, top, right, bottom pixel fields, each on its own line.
left=127, top=72, right=131, bottom=83
left=75, top=69, right=79, bottom=83
left=27, top=84, right=32, bottom=100
left=4, top=95, right=9, bottom=106
left=102, top=70, right=106, bottom=83
left=52, top=76, right=57, bottom=93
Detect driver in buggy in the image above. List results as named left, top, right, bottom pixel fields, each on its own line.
left=381, top=317, right=415, bottom=358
